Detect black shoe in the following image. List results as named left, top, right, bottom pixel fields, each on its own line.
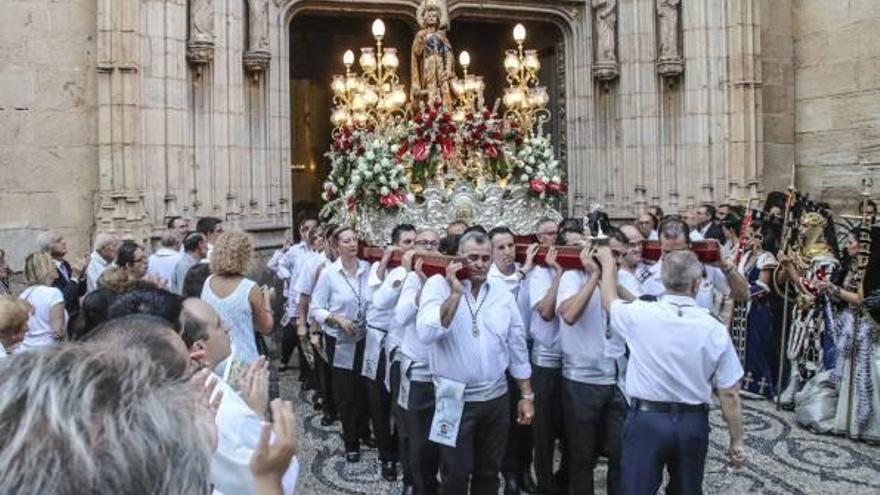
left=381, top=460, right=397, bottom=481
left=361, top=436, right=377, bottom=449
left=519, top=470, right=537, bottom=494
left=312, top=397, right=324, bottom=411
left=400, top=483, right=414, bottom=495
left=504, top=472, right=521, bottom=495
left=320, top=414, right=336, bottom=426
left=346, top=451, right=361, bottom=463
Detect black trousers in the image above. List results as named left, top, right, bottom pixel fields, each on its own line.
left=281, top=320, right=314, bottom=386
left=314, top=334, right=336, bottom=417
left=389, top=357, right=412, bottom=485
left=502, top=374, right=533, bottom=476
left=365, top=347, right=397, bottom=461
left=438, top=394, right=510, bottom=495
left=621, top=408, right=709, bottom=495
left=562, top=379, right=627, bottom=495
left=327, top=335, right=368, bottom=451
left=532, top=365, right=567, bottom=493
left=403, top=379, right=440, bottom=495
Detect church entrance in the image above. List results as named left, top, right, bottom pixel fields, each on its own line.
left=288, top=11, right=563, bottom=218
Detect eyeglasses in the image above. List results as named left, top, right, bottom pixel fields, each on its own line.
left=415, top=240, right=440, bottom=247
left=537, top=230, right=558, bottom=237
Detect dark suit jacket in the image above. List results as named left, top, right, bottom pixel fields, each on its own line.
left=53, top=259, right=85, bottom=317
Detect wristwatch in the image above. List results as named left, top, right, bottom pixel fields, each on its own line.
left=521, top=393, right=535, bottom=402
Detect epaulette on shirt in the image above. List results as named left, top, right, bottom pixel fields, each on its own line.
left=638, top=294, right=658, bottom=302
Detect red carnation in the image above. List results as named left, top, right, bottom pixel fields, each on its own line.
left=347, top=195, right=356, bottom=211
left=413, top=141, right=429, bottom=162
left=485, top=146, right=499, bottom=159
left=529, top=179, right=546, bottom=193
left=380, top=194, right=398, bottom=208
left=441, top=137, right=455, bottom=158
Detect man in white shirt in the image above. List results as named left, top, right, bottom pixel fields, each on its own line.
left=416, top=231, right=534, bottom=495
left=487, top=225, right=539, bottom=495
left=392, top=228, right=441, bottom=495
left=86, top=233, right=120, bottom=293
left=179, top=298, right=299, bottom=495
left=147, top=231, right=184, bottom=290
left=557, top=244, right=627, bottom=495
left=611, top=225, right=649, bottom=299
left=641, top=218, right=748, bottom=310
left=598, top=248, right=747, bottom=495
left=364, top=223, right=417, bottom=481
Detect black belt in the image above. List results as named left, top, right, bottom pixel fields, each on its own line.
left=633, top=399, right=709, bottom=413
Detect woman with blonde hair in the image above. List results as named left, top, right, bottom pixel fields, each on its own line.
left=0, top=296, right=31, bottom=356
left=202, top=230, right=273, bottom=375
left=18, top=252, right=67, bottom=351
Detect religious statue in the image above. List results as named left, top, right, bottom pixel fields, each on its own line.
left=656, top=0, right=685, bottom=77
left=186, top=0, right=215, bottom=68
left=244, top=0, right=271, bottom=76
left=247, top=0, right=270, bottom=52
left=591, top=0, right=619, bottom=81
left=411, top=0, right=454, bottom=109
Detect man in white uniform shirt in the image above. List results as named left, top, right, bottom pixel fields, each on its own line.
left=598, top=248, right=747, bottom=495
left=416, top=231, right=534, bottom=495
left=641, top=218, right=748, bottom=309
left=612, top=225, right=649, bottom=298
left=557, top=242, right=627, bottom=495
left=147, top=231, right=183, bottom=290
left=487, top=226, right=539, bottom=495
left=365, top=223, right=417, bottom=481
left=393, top=228, right=441, bottom=495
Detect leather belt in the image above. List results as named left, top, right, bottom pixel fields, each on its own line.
left=633, top=399, right=709, bottom=413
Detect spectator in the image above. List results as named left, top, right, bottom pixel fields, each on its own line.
left=180, top=298, right=301, bottom=495
left=0, top=296, right=30, bottom=357
left=36, top=230, right=86, bottom=318
left=168, top=216, right=191, bottom=243
left=18, top=252, right=67, bottom=351
left=86, top=233, right=120, bottom=294
left=0, top=248, right=9, bottom=296
left=183, top=263, right=213, bottom=299
left=174, top=233, right=209, bottom=294
left=196, top=217, right=224, bottom=260
left=147, top=231, right=184, bottom=290
left=695, top=204, right=725, bottom=243
left=83, top=314, right=190, bottom=380
left=0, top=345, right=215, bottom=494
left=97, top=265, right=131, bottom=294
left=636, top=213, right=659, bottom=241
left=106, top=286, right=183, bottom=330
left=116, top=241, right=149, bottom=282
left=69, top=289, right=117, bottom=341
left=647, top=205, right=664, bottom=220
left=203, top=231, right=273, bottom=373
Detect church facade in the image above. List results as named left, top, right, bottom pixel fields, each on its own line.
left=1, top=0, right=878, bottom=265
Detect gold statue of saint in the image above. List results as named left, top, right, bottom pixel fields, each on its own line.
left=411, top=0, right=454, bottom=109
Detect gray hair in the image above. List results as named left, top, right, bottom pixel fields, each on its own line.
left=458, top=231, right=489, bottom=253
left=0, top=345, right=213, bottom=495
left=36, top=230, right=61, bottom=252
left=94, top=232, right=119, bottom=251
left=160, top=230, right=180, bottom=248
left=659, top=218, right=690, bottom=242
left=661, top=250, right=703, bottom=292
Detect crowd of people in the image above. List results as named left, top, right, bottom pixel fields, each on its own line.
left=0, top=191, right=877, bottom=495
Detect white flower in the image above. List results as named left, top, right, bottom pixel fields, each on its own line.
left=520, top=174, right=529, bottom=182
left=552, top=175, right=561, bottom=184
left=379, top=176, right=387, bottom=184
left=390, top=144, right=400, bottom=153
left=331, top=185, right=338, bottom=193
left=380, top=186, right=390, bottom=195
left=389, top=180, right=398, bottom=189
left=525, top=166, right=533, bottom=174
left=365, top=151, right=375, bottom=160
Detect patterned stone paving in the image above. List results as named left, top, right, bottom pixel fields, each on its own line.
left=279, top=371, right=880, bottom=495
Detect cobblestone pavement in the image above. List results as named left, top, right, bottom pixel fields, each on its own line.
left=278, top=369, right=880, bottom=495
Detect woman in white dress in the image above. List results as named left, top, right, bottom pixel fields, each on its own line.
left=202, top=230, right=274, bottom=382
left=18, top=251, right=67, bottom=351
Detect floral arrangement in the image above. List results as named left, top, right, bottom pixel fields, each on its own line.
left=347, top=136, right=410, bottom=209
left=398, top=99, right=457, bottom=185
left=322, top=124, right=371, bottom=202
left=511, top=133, right=566, bottom=200
left=460, top=106, right=507, bottom=179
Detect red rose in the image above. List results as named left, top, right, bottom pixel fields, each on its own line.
left=380, top=194, right=397, bottom=208
left=547, top=182, right=561, bottom=193
left=529, top=179, right=546, bottom=193
left=415, top=114, right=423, bottom=124
left=485, top=146, right=498, bottom=159
left=441, top=137, right=455, bottom=158
left=397, top=140, right=409, bottom=158
left=413, top=141, right=429, bottom=162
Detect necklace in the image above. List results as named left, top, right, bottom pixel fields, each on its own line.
left=341, top=268, right=364, bottom=323
left=464, top=285, right=488, bottom=337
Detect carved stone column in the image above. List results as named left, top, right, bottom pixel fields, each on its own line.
left=656, top=0, right=684, bottom=78
left=591, top=0, right=619, bottom=82
left=187, top=0, right=215, bottom=75
left=244, top=0, right=271, bottom=78
left=95, top=0, right=150, bottom=240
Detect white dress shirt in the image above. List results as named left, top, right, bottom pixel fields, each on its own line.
left=396, top=272, right=433, bottom=381
left=608, top=295, right=744, bottom=405
left=211, top=376, right=299, bottom=495
left=86, top=251, right=111, bottom=293
left=147, top=247, right=183, bottom=290
left=292, top=251, right=326, bottom=301
left=487, top=262, right=532, bottom=334
left=370, top=265, right=408, bottom=351
left=641, top=259, right=730, bottom=310
left=526, top=266, right=562, bottom=367
left=416, top=275, right=531, bottom=400
left=557, top=270, right=620, bottom=385
left=280, top=244, right=310, bottom=318
left=309, top=258, right=370, bottom=341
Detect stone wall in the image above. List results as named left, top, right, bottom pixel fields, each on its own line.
left=0, top=0, right=99, bottom=266
left=793, top=0, right=880, bottom=210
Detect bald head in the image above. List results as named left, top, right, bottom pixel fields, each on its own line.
left=619, top=224, right=643, bottom=243
left=179, top=298, right=230, bottom=367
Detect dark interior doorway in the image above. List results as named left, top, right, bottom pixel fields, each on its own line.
left=288, top=13, right=563, bottom=216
